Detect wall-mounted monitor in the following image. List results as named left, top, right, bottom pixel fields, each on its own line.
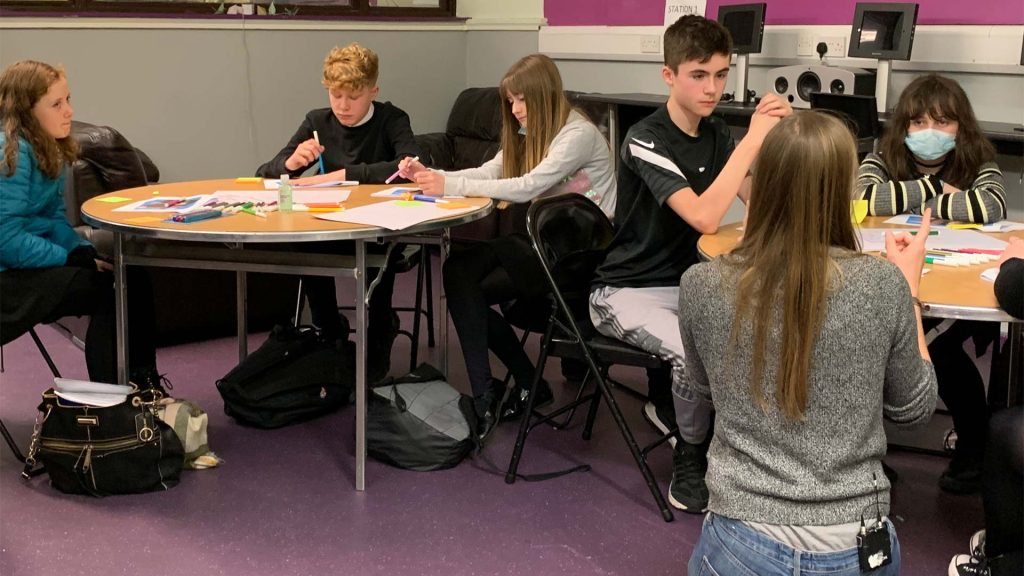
left=847, top=2, right=919, bottom=61
left=717, top=3, right=767, bottom=55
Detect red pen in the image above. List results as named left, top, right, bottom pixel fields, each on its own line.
left=956, top=248, right=1002, bottom=255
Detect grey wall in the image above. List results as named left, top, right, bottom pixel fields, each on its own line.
left=0, top=28, right=466, bottom=183
left=465, top=30, right=538, bottom=87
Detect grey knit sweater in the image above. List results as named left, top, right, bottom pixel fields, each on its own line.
left=678, top=252, right=937, bottom=525
left=856, top=153, right=1006, bottom=224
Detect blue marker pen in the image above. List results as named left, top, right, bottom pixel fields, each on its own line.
left=313, top=130, right=325, bottom=175
left=411, top=194, right=448, bottom=204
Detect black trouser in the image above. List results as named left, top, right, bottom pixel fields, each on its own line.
left=294, top=241, right=400, bottom=352
left=46, top=266, right=158, bottom=385
left=984, top=406, right=1023, bottom=575
left=443, top=241, right=536, bottom=399
left=928, top=319, right=996, bottom=462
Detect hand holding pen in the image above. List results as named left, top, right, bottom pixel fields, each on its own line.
left=389, top=156, right=426, bottom=183
left=284, top=135, right=326, bottom=172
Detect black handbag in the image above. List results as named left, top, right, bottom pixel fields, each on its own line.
left=216, top=324, right=354, bottom=429
left=25, top=388, right=184, bottom=496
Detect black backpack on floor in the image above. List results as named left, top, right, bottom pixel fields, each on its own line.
left=367, top=364, right=477, bottom=471
left=216, top=324, right=354, bottom=429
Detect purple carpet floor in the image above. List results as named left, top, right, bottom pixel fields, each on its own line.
left=0, top=268, right=983, bottom=575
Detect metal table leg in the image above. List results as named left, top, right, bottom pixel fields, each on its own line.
left=114, top=232, right=129, bottom=385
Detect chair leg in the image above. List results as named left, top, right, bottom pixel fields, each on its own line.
left=587, top=364, right=674, bottom=522
left=0, top=419, right=28, bottom=463
left=424, top=247, right=435, bottom=348
left=550, top=368, right=592, bottom=430
left=581, top=369, right=604, bottom=441
left=409, top=250, right=426, bottom=372
left=293, top=278, right=305, bottom=327
left=505, top=320, right=556, bottom=484
left=28, top=328, right=61, bottom=379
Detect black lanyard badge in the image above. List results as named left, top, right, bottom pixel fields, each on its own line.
left=858, top=472, right=893, bottom=571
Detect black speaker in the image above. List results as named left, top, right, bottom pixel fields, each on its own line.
left=768, top=65, right=875, bottom=109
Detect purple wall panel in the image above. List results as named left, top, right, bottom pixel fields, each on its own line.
left=544, top=0, right=1024, bottom=26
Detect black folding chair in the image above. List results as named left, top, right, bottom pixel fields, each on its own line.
left=504, top=194, right=676, bottom=522
left=0, top=327, right=55, bottom=477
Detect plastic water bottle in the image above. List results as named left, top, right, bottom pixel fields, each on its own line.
left=278, top=173, right=293, bottom=212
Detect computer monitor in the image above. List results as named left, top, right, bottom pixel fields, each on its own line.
left=717, top=3, right=767, bottom=55
left=809, top=93, right=880, bottom=140
left=848, top=2, right=919, bottom=61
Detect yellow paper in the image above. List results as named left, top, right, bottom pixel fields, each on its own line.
left=395, top=201, right=419, bottom=207
left=124, top=216, right=164, bottom=224
left=235, top=177, right=262, bottom=183
left=97, top=196, right=132, bottom=204
left=948, top=223, right=981, bottom=230
left=850, top=199, right=868, bottom=224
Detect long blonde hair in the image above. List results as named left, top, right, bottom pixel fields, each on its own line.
left=498, top=54, right=572, bottom=178
left=0, top=60, right=77, bottom=179
left=725, top=111, right=861, bottom=420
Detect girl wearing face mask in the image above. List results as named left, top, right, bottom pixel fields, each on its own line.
left=858, top=74, right=1006, bottom=499
left=857, top=74, right=1006, bottom=224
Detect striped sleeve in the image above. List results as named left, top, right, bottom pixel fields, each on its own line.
left=927, top=162, right=1006, bottom=224
left=856, top=153, right=941, bottom=217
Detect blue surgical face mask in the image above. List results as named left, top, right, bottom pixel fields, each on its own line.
left=904, top=129, right=956, bottom=161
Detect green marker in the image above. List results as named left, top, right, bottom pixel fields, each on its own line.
left=910, top=230, right=939, bottom=236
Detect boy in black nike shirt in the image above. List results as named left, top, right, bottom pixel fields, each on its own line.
left=588, top=15, right=791, bottom=513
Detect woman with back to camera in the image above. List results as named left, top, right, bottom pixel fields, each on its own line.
left=680, top=111, right=937, bottom=574
left=0, top=60, right=164, bottom=390
left=398, top=54, right=616, bottom=437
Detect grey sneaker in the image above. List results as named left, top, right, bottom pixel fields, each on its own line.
left=668, top=439, right=708, bottom=513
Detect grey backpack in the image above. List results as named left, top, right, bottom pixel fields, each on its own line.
left=366, top=364, right=478, bottom=471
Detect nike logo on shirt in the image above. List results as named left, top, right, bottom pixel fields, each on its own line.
left=631, top=138, right=655, bottom=149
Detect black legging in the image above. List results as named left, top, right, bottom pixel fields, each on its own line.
left=45, top=266, right=157, bottom=384
left=984, top=406, right=1023, bottom=575
left=443, top=241, right=538, bottom=399
left=928, top=319, right=995, bottom=461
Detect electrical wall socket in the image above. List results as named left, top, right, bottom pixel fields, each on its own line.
left=820, top=37, right=846, bottom=58
left=640, top=35, right=661, bottom=54
left=797, top=33, right=847, bottom=58
left=796, top=33, right=816, bottom=57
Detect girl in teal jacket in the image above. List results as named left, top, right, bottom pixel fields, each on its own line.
left=0, top=60, right=163, bottom=390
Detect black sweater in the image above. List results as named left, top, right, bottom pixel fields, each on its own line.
left=256, top=101, right=421, bottom=183
left=995, top=257, right=1024, bottom=320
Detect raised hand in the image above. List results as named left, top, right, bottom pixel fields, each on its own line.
left=885, top=207, right=932, bottom=295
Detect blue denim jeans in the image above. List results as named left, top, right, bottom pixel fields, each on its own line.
left=688, top=513, right=901, bottom=576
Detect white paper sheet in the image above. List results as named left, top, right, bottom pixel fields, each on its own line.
left=212, top=189, right=350, bottom=204
left=53, top=378, right=133, bottom=407
left=263, top=179, right=358, bottom=189
left=313, top=200, right=477, bottom=230
left=857, top=228, right=1009, bottom=253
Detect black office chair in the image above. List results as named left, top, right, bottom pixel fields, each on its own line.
left=504, top=194, right=676, bottom=523
left=0, top=327, right=55, bottom=477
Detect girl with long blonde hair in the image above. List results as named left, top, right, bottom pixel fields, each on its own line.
left=399, top=54, right=616, bottom=436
